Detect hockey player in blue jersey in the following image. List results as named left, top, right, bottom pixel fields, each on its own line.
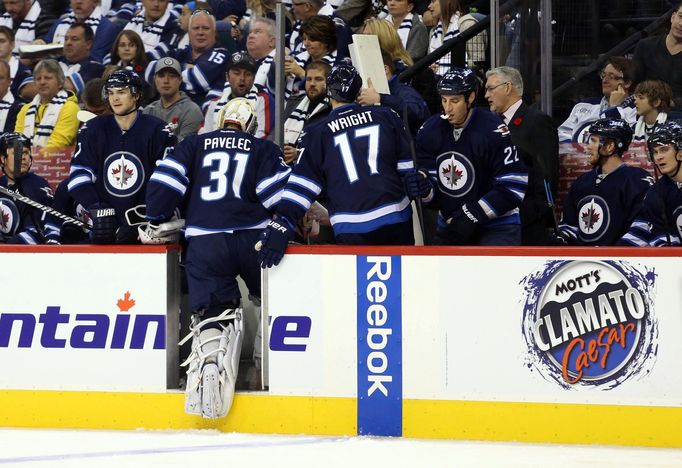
left=256, top=63, right=416, bottom=268
left=408, top=67, right=528, bottom=245
left=142, top=98, right=291, bottom=419
left=621, top=121, right=682, bottom=246
left=559, top=118, right=653, bottom=246
left=67, top=70, right=175, bottom=244
left=0, top=133, right=54, bottom=244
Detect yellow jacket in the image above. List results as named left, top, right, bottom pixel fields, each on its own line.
left=15, top=92, right=80, bottom=148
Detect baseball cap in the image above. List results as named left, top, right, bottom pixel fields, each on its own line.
left=155, top=57, right=182, bottom=75
left=227, top=52, right=257, bottom=73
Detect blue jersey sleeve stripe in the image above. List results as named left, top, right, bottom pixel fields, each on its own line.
left=330, top=196, right=410, bottom=224
left=69, top=164, right=96, bottom=178
left=67, top=175, right=94, bottom=191
left=261, top=189, right=283, bottom=209
left=281, top=190, right=312, bottom=211
left=256, top=169, right=291, bottom=195
left=188, top=65, right=210, bottom=92
left=397, top=161, right=414, bottom=171
left=497, top=173, right=529, bottom=184
left=158, top=157, right=188, bottom=177
left=288, top=174, right=321, bottom=195
left=70, top=72, right=85, bottom=94
left=507, top=187, right=526, bottom=202
left=150, top=172, right=187, bottom=195
left=17, top=231, right=38, bottom=244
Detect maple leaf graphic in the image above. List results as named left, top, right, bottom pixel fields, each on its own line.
left=1, top=210, right=8, bottom=230
left=441, top=165, right=463, bottom=187
left=117, top=291, right=136, bottom=312
left=111, top=163, right=134, bottom=187
left=580, top=207, right=601, bottom=231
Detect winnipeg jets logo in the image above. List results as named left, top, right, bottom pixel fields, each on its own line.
left=577, top=195, right=610, bottom=242
left=437, top=151, right=474, bottom=198
left=104, top=151, right=144, bottom=198
left=0, top=199, right=18, bottom=235
left=674, top=207, right=682, bottom=238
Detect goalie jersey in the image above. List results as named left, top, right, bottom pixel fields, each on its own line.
left=146, top=127, right=291, bottom=238
left=559, top=164, right=653, bottom=246
left=620, top=176, right=682, bottom=246
left=67, top=112, right=175, bottom=225
left=0, top=173, right=53, bottom=244
left=415, top=108, right=528, bottom=228
left=276, top=103, right=414, bottom=235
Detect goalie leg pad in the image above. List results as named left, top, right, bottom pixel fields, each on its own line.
left=179, top=308, right=243, bottom=419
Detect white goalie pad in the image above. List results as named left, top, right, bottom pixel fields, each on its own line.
left=180, top=308, right=244, bottom=419
left=138, top=219, right=186, bottom=244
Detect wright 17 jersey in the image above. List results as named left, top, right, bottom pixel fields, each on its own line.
left=277, top=103, right=414, bottom=235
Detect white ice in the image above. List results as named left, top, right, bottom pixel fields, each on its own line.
left=1, top=429, right=682, bottom=468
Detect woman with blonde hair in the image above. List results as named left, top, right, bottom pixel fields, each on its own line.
left=362, top=18, right=439, bottom=114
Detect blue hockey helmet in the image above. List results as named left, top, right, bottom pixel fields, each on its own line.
left=647, top=121, right=682, bottom=151
left=102, top=69, right=144, bottom=102
left=437, top=67, right=479, bottom=97
left=326, top=63, right=362, bottom=103
left=588, top=118, right=633, bottom=153
left=0, top=132, right=31, bottom=157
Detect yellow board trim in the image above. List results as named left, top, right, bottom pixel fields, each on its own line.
left=3, top=390, right=682, bottom=448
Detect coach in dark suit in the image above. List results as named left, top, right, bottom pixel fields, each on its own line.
left=484, top=66, right=559, bottom=245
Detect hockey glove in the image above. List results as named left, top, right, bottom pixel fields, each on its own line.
left=138, top=219, right=185, bottom=244
left=255, top=218, right=295, bottom=268
left=88, top=203, right=118, bottom=244
left=435, top=203, right=486, bottom=245
left=403, top=170, right=432, bottom=200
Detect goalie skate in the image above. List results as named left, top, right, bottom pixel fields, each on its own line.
left=179, top=308, right=244, bottom=419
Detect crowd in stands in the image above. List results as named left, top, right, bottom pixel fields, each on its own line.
left=0, top=0, right=681, bottom=248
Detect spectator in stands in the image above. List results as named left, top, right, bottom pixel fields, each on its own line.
left=40, top=0, right=122, bottom=62
left=104, top=30, right=149, bottom=74
left=558, top=56, right=638, bottom=143
left=173, top=0, right=212, bottom=49
left=385, top=0, right=428, bottom=62
left=0, top=0, right=56, bottom=50
left=632, top=80, right=674, bottom=143
left=620, top=121, right=682, bottom=247
left=558, top=118, right=652, bottom=246
left=202, top=51, right=273, bottom=138
left=282, top=60, right=330, bottom=164
left=81, top=77, right=110, bottom=116
left=0, top=61, right=21, bottom=133
left=147, top=9, right=230, bottom=107
left=285, top=15, right=340, bottom=96
left=287, top=0, right=351, bottom=58
left=144, top=57, right=203, bottom=141
left=0, top=133, right=54, bottom=244
left=633, top=2, right=682, bottom=112
left=0, top=26, right=33, bottom=101
left=484, top=66, right=559, bottom=246
left=58, top=23, right=106, bottom=98
left=120, top=0, right=181, bottom=60
left=362, top=17, right=439, bottom=115
left=427, top=0, right=465, bottom=76
left=15, top=59, right=79, bottom=148
left=247, top=16, right=276, bottom=95
left=357, top=49, right=429, bottom=135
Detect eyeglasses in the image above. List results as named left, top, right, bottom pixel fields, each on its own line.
left=484, top=81, right=509, bottom=92
left=190, top=8, right=214, bottom=17
left=599, top=71, right=624, bottom=81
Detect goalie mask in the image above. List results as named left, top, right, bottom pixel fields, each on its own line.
left=218, top=97, right=258, bottom=135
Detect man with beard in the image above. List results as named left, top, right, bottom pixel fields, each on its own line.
left=558, top=118, right=652, bottom=246
left=282, top=61, right=331, bottom=165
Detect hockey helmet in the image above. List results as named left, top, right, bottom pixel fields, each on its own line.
left=588, top=118, right=633, bottom=153
left=326, top=63, right=362, bottom=103
left=0, top=132, right=31, bottom=157
left=647, top=121, right=682, bottom=151
left=218, top=97, right=258, bottom=135
left=437, top=67, right=480, bottom=97
left=102, top=69, right=144, bottom=101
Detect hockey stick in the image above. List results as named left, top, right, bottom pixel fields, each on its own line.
left=0, top=185, right=90, bottom=230
left=402, top=105, right=426, bottom=244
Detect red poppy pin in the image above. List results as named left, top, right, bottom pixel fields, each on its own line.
left=133, top=64, right=144, bottom=73
left=513, top=117, right=523, bottom=126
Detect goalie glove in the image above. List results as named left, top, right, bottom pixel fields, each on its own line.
left=138, top=219, right=186, bottom=244
left=88, top=203, right=117, bottom=244
left=255, top=218, right=295, bottom=268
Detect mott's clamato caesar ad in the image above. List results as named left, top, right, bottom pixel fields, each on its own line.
left=521, top=260, right=658, bottom=389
